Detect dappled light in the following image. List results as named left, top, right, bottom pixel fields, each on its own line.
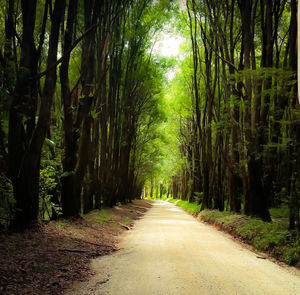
left=152, top=219, right=197, bottom=225
left=167, top=207, right=183, bottom=212
left=152, top=201, right=169, bottom=206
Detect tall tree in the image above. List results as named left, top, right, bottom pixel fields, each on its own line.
left=8, top=0, right=65, bottom=228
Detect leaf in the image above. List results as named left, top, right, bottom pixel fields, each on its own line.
left=90, top=109, right=100, bottom=119
left=45, top=138, right=56, bottom=148
left=60, top=171, right=74, bottom=178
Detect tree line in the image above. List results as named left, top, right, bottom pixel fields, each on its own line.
left=163, top=0, right=299, bottom=228
left=0, top=0, right=171, bottom=230
left=1, top=0, right=299, bottom=231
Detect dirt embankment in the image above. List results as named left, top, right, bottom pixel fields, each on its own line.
left=0, top=200, right=152, bottom=295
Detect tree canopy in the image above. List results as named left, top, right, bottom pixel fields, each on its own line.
left=0, top=0, right=298, bottom=231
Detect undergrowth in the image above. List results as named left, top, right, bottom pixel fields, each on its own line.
left=83, top=209, right=113, bottom=224
left=168, top=198, right=300, bottom=267
left=167, top=199, right=202, bottom=214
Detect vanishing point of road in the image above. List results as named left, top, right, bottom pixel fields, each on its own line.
left=68, top=200, right=300, bottom=295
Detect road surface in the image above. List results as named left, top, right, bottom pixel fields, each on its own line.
left=67, top=200, right=300, bottom=295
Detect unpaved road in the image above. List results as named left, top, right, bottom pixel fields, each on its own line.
left=67, top=201, right=300, bottom=295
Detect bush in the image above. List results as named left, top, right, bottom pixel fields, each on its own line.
left=0, top=174, right=15, bottom=229
left=39, top=166, right=61, bottom=220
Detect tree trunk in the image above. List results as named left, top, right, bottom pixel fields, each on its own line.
left=9, top=0, right=65, bottom=229
left=239, top=0, right=271, bottom=221
left=60, top=0, right=78, bottom=217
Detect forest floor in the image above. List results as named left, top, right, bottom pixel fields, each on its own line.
left=0, top=200, right=152, bottom=295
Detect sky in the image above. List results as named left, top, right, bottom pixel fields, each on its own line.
left=152, top=33, right=183, bottom=57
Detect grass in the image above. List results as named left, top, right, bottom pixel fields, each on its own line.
left=167, top=199, right=202, bottom=215
left=123, top=216, right=132, bottom=226
left=146, top=196, right=202, bottom=214
left=269, top=206, right=290, bottom=218
left=83, top=209, right=113, bottom=224
left=168, top=198, right=300, bottom=267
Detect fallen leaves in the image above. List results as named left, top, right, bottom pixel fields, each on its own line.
left=0, top=200, right=152, bottom=295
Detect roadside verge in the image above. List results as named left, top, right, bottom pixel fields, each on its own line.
left=0, top=200, right=152, bottom=295
left=167, top=198, right=300, bottom=268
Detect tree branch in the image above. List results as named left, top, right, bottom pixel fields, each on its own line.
left=199, top=22, right=240, bottom=73
left=32, top=23, right=99, bottom=81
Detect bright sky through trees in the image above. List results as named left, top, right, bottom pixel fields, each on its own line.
left=152, top=32, right=184, bottom=81
left=152, top=33, right=183, bottom=56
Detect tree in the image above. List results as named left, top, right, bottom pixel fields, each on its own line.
left=8, top=0, right=65, bottom=229
left=166, top=0, right=297, bottom=224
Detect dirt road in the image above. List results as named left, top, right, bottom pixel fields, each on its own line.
left=67, top=200, right=300, bottom=295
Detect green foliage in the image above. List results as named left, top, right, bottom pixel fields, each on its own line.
left=83, top=209, right=115, bottom=224
left=98, top=211, right=109, bottom=222
left=40, top=166, right=56, bottom=195
left=39, top=124, right=63, bottom=220
left=44, top=138, right=56, bottom=148
left=0, top=174, right=15, bottom=228
left=168, top=199, right=202, bottom=215
left=193, top=192, right=203, bottom=204
left=198, top=210, right=300, bottom=266
left=269, top=206, right=290, bottom=218
left=1, top=0, right=296, bottom=229
left=283, top=243, right=300, bottom=266
left=39, top=166, right=61, bottom=220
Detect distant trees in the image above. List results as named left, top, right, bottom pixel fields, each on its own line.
left=170, top=0, right=298, bottom=225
